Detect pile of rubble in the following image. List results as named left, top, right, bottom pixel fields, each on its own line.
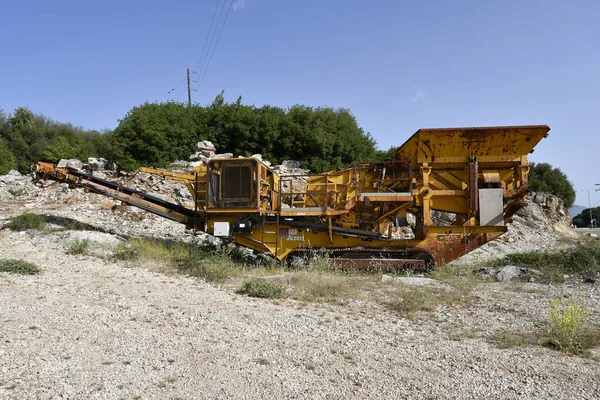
left=186, top=140, right=309, bottom=175
left=455, top=192, right=578, bottom=265
left=0, top=170, right=37, bottom=201
left=188, top=140, right=233, bottom=166
left=56, top=157, right=114, bottom=172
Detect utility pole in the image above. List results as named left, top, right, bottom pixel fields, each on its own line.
left=587, top=189, right=594, bottom=228
left=187, top=68, right=192, bottom=107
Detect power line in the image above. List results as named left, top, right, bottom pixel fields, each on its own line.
left=163, top=0, right=222, bottom=103
left=195, top=0, right=230, bottom=89
left=196, top=0, right=234, bottom=93
left=193, top=0, right=225, bottom=75
left=163, top=0, right=233, bottom=103
left=165, top=78, right=187, bottom=97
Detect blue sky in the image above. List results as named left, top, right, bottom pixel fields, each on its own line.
left=1, top=0, right=599, bottom=206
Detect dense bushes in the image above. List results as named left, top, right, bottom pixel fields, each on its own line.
left=0, top=107, right=111, bottom=173
left=1, top=94, right=379, bottom=173
left=112, top=94, right=378, bottom=172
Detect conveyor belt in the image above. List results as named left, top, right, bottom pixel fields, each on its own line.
left=67, top=168, right=196, bottom=219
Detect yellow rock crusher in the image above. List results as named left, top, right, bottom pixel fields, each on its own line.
left=34, top=125, right=549, bottom=269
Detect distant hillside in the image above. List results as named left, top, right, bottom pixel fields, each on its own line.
left=569, top=205, right=586, bottom=219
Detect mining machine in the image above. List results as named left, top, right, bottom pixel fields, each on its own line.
left=33, top=125, right=549, bottom=269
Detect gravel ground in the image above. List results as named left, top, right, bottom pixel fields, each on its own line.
left=0, top=185, right=599, bottom=399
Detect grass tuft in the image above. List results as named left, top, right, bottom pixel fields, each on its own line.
left=8, top=187, right=26, bottom=197
left=290, top=270, right=365, bottom=302
left=112, top=238, right=246, bottom=282
left=111, top=242, right=140, bottom=261
left=489, top=329, right=527, bottom=349
left=487, top=244, right=600, bottom=282
left=0, top=259, right=41, bottom=275
left=386, top=288, right=434, bottom=317
left=175, top=250, right=239, bottom=283
left=238, top=278, right=286, bottom=299
left=4, top=213, right=47, bottom=231
left=384, top=285, right=468, bottom=319
left=69, top=239, right=90, bottom=255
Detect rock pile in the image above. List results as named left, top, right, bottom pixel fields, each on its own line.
left=56, top=159, right=83, bottom=170
left=188, top=141, right=233, bottom=165
left=475, top=265, right=540, bottom=282
left=0, top=170, right=36, bottom=201
left=248, top=154, right=272, bottom=168
left=455, top=193, right=578, bottom=265
left=272, top=160, right=310, bottom=200
left=87, top=157, right=111, bottom=171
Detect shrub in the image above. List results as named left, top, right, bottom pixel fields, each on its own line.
left=490, top=244, right=600, bottom=281
left=4, top=213, right=47, bottom=231
left=290, top=271, right=364, bottom=302
left=0, top=259, right=41, bottom=275
left=238, top=278, right=286, bottom=299
left=8, top=187, right=26, bottom=197
left=112, top=242, right=140, bottom=261
left=547, top=293, right=590, bottom=353
left=69, top=239, right=90, bottom=255
left=0, top=142, right=17, bottom=175
left=175, top=252, right=238, bottom=283
left=489, top=329, right=527, bottom=349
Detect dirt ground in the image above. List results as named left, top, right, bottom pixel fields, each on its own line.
left=0, top=180, right=599, bottom=399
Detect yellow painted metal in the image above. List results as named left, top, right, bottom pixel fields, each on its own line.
left=139, top=166, right=206, bottom=203
left=396, top=125, right=550, bottom=165
left=34, top=125, right=550, bottom=267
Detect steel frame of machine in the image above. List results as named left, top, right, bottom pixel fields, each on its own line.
left=34, top=125, right=549, bottom=269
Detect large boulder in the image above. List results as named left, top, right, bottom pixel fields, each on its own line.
left=0, top=170, right=23, bottom=184
left=214, top=153, right=233, bottom=159
left=496, top=265, right=522, bottom=281
left=57, top=159, right=83, bottom=171
left=281, top=160, right=300, bottom=169
left=194, top=140, right=216, bottom=152
left=87, top=157, right=108, bottom=171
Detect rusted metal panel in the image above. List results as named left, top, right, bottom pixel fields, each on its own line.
left=329, top=258, right=425, bottom=271
left=481, top=171, right=502, bottom=183
left=469, top=160, right=479, bottom=214
left=396, top=125, right=550, bottom=165
left=358, top=195, right=413, bottom=202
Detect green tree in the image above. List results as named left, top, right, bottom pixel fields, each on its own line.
left=572, top=207, right=600, bottom=228
left=0, top=107, right=113, bottom=172
left=42, top=135, right=82, bottom=162
left=0, top=139, right=16, bottom=174
left=112, top=101, right=198, bottom=170
left=528, top=163, right=575, bottom=208
left=374, top=146, right=398, bottom=162
left=111, top=94, right=378, bottom=172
